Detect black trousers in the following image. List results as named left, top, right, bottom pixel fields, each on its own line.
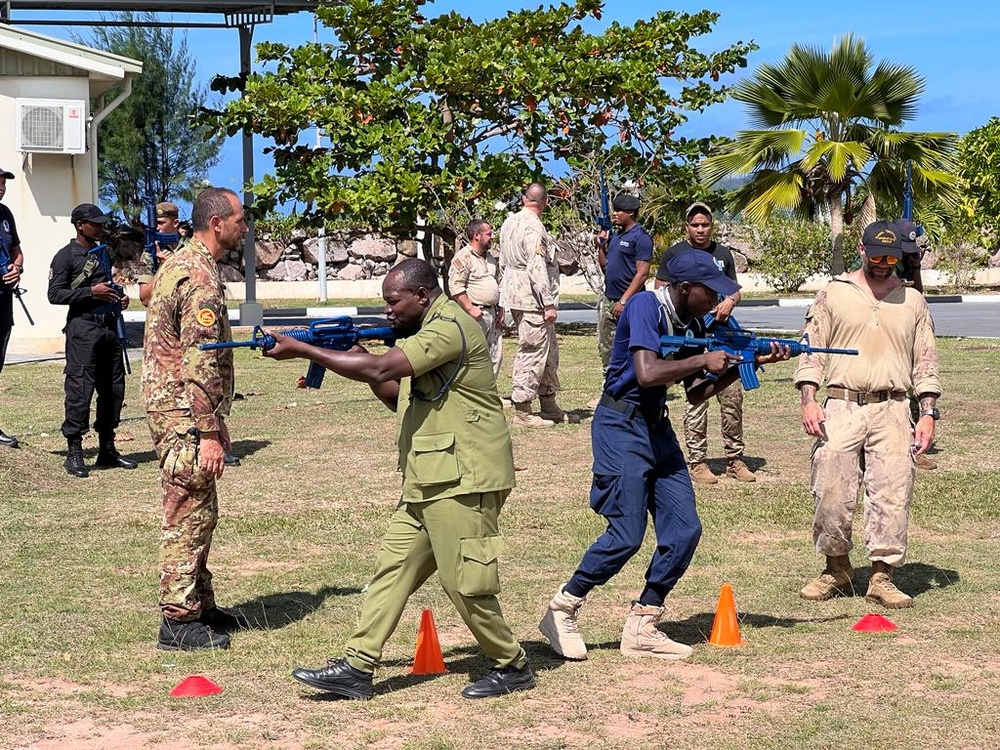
left=0, top=292, right=12, bottom=377
left=61, top=316, right=126, bottom=440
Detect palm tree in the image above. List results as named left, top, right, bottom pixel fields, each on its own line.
left=700, top=34, right=958, bottom=273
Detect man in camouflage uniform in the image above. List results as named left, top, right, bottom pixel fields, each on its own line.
left=448, top=219, right=503, bottom=378
left=272, top=259, right=535, bottom=700
left=137, top=201, right=182, bottom=308
left=498, top=182, right=564, bottom=427
left=142, top=187, right=247, bottom=650
left=794, top=220, right=941, bottom=609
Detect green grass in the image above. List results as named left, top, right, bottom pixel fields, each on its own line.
left=0, top=334, right=998, bottom=749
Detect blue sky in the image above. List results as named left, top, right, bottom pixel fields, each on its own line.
left=18, top=0, right=1000, bottom=201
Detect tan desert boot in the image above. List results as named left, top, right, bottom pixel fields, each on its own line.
left=512, top=401, right=554, bottom=428
left=726, top=458, right=757, bottom=483
left=620, top=603, right=693, bottom=660
left=866, top=563, right=913, bottom=608
left=689, top=462, right=718, bottom=485
left=538, top=587, right=587, bottom=660
left=800, top=555, right=855, bottom=600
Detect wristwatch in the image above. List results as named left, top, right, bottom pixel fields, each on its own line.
left=920, top=408, right=940, bottom=420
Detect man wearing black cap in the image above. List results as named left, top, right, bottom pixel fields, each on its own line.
left=0, top=166, right=24, bottom=448
left=596, top=193, right=652, bottom=374
left=794, top=219, right=941, bottom=609
left=48, top=203, right=137, bottom=477
left=540, top=250, right=789, bottom=661
left=655, top=202, right=754, bottom=484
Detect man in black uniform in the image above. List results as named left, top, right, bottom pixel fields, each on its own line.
left=48, top=203, right=137, bottom=477
left=0, top=166, right=24, bottom=448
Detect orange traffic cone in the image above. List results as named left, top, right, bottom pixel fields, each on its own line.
left=411, top=608, right=447, bottom=674
left=707, top=583, right=744, bottom=647
left=169, top=675, right=223, bottom=698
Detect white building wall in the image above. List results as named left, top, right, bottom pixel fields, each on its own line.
left=1, top=76, right=96, bottom=354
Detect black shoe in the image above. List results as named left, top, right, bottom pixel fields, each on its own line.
left=200, top=607, right=250, bottom=632
left=461, top=664, right=536, bottom=699
left=94, top=443, right=138, bottom=469
left=0, top=430, right=19, bottom=449
left=65, top=439, right=89, bottom=478
left=224, top=452, right=241, bottom=467
left=157, top=618, right=231, bottom=651
left=291, top=658, right=374, bottom=700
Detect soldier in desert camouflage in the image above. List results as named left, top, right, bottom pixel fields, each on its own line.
left=142, top=187, right=248, bottom=651
left=498, top=182, right=565, bottom=427
left=795, top=219, right=941, bottom=610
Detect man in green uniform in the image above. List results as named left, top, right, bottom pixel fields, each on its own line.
left=266, top=258, right=534, bottom=700
left=142, top=187, right=248, bottom=650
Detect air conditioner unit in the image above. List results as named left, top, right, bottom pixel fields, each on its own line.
left=16, top=98, right=87, bottom=154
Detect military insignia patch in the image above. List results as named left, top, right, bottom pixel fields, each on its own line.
left=196, top=307, right=217, bottom=327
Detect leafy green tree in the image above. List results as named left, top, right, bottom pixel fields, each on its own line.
left=699, top=34, right=958, bottom=274
left=956, top=116, right=1000, bottom=247
left=79, top=13, right=224, bottom=218
left=206, top=0, right=755, bottom=256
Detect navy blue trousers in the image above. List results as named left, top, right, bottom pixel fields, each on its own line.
left=565, top=403, right=702, bottom=607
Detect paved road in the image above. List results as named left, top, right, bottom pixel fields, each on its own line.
left=552, top=300, right=1000, bottom=339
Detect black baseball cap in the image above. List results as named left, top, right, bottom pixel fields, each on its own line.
left=665, top=249, right=740, bottom=297
left=861, top=219, right=903, bottom=260
left=0, top=167, right=13, bottom=179
left=612, top=194, right=640, bottom=212
left=71, top=203, right=110, bottom=225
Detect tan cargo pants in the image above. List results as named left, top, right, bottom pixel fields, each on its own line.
left=809, top=397, right=915, bottom=565
left=510, top=309, right=560, bottom=403
left=683, top=379, right=745, bottom=463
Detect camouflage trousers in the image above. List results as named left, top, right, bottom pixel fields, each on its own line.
left=809, top=398, right=915, bottom=566
left=683, top=379, right=744, bottom=463
left=478, top=305, right=504, bottom=380
left=596, top=296, right=617, bottom=373
left=148, top=411, right=219, bottom=621
left=509, top=309, right=560, bottom=403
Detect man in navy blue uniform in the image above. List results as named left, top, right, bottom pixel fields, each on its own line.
left=0, top=166, right=24, bottom=448
left=540, top=250, right=789, bottom=660
left=596, top=193, right=653, bottom=373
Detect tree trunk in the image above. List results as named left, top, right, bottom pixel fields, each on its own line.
left=829, top=194, right=846, bottom=275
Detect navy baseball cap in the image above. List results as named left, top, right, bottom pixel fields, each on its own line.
left=895, top=218, right=922, bottom=254
left=861, top=219, right=903, bottom=259
left=665, top=249, right=740, bottom=297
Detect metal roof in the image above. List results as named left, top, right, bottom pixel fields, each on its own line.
left=0, top=23, right=142, bottom=79
left=2, top=0, right=321, bottom=28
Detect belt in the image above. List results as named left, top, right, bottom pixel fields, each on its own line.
left=826, top=387, right=906, bottom=405
left=77, top=311, right=116, bottom=327
left=598, top=393, right=663, bottom=420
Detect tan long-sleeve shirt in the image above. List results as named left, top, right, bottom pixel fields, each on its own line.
left=793, top=276, right=941, bottom=396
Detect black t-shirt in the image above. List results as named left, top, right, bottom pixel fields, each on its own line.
left=47, top=240, right=113, bottom=319
left=655, top=240, right=738, bottom=283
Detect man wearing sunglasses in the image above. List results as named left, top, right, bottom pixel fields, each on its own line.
left=794, top=219, right=941, bottom=610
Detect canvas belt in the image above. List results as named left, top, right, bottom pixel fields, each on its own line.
left=826, top=386, right=907, bottom=405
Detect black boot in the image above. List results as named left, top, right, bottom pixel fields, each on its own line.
left=95, top=436, right=138, bottom=470
left=0, top=429, right=18, bottom=449
left=200, top=607, right=251, bottom=632
left=64, top=437, right=89, bottom=478
left=158, top=618, right=230, bottom=651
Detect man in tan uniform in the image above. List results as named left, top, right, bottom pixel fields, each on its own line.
left=449, top=219, right=503, bottom=378
left=142, top=187, right=247, bottom=650
left=273, top=259, right=534, bottom=700
left=498, top=182, right=564, bottom=427
left=794, top=219, right=941, bottom=609
left=138, top=201, right=182, bottom=307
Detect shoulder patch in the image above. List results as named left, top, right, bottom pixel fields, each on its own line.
left=196, top=307, right=217, bottom=327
